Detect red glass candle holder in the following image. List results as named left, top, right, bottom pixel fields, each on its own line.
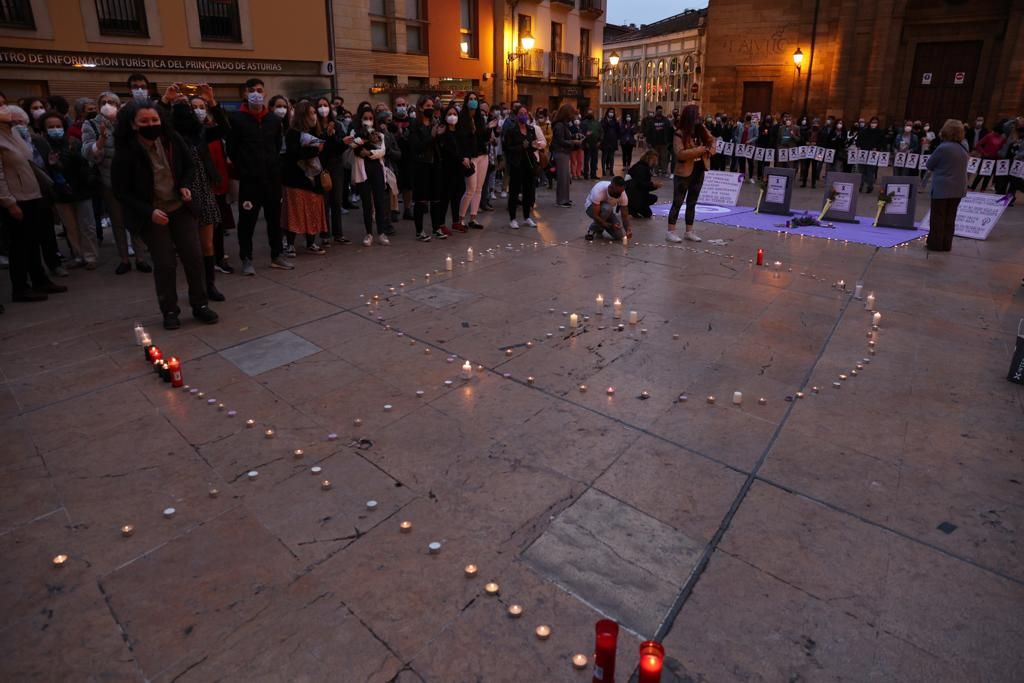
left=168, top=357, right=183, bottom=388
left=756, top=248, right=764, bottom=266
left=592, top=619, right=618, bottom=682
left=637, top=640, right=664, bottom=683
left=147, top=346, right=162, bottom=364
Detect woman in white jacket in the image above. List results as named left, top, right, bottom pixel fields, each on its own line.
left=346, top=105, right=391, bottom=246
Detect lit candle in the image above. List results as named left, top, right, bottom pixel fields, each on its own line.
left=795, top=391, right=804, bottom=399
left=134, top=322, right=145, bottom=345
left=865, top=293, right=875, bottom=311
left=484, top=582, right=500, bottom=595
left=606, top=387, right=615, bottom=396
left=596, top=293, right=604, bottom=312
left=569, top=313, right=579, bottom=328
left=732, top=391, right=743, bottom=405
left=399, top=520, right=412, bottom=533
left=167, top=357, right=183, bottom=388
left=507, top=604, right=523, bottom=618
left=535, top=625, right=552, bottom=640
left=872, top=312, right=881, bottom=327
left=246, top=419, right=255, bottom=428
left=52, top=554, right=68, bottom=567
left=464, top=564, right=478, bottom=577
left=758, top=397, right=767, bottom=405
left=833, top=381, right=842, bottom=388
left=445, top=255, right=453, bottom=272
left=527, top=376, right=535, bottom=384
left=415, top=390, right=425, bottom=397
left=756, top=248, right=764, bottom=266
left=707, top=396, right=716, bottom=404
left=773, top=260, right=782, bottom=271
left=321, top=479, right=332, bottom=490
left=579, top=384, right=587, bottom=392
left=572, top=654, right=588, bottom=670
left=628, top=310, right=638, bottom=325
left=264, top=428, right=275, bottom=439
left=293, top=449, right=304, bottom=458
left=506, top=347, right=514, bottom=355
left=120, top=524, right=135, bottom=537
left=854, top=281, right=864, bottom=299
left=637, top=641, right=665, bottom=683
left=383, top=404, right=393, bottom=412
left=613, top=298, right=623, bottom=318
left=208, top=488, right=219, bottom=498
left=467, top=247, right=474, bottom=262
left=461, top=360, right=473, bottom=379
left=217, top=403, right=225, bottom=411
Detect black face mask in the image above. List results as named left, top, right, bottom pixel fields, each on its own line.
left=138, top=124, right=162, bottom=140
left=422, top=109, right=434, bottom=120
left=85, top=111, right=98, bottom=120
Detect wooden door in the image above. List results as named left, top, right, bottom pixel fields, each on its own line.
left=742, top=82, right=772, bottom=119
left=905, top=41, right=982, bottom=123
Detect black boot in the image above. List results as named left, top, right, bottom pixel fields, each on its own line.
left=204, top=256, right=225, bottom=302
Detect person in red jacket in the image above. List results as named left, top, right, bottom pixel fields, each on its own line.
left=969, top=121, right=1006, bottom=192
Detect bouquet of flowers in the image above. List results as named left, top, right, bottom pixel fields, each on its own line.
left=873, top=189, right=895, bottom=226
left=818, top=186, right=839, bottom=222
left=755, top=178, right=767, bottom=214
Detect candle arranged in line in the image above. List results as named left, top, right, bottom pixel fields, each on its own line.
left=399, top=520, right=412, bottom=533
left=865, top=293, right=875, bottom=311
left=596, top=293, right=604, bottom=312
left=756, top=248, right=764, bottom=266
left=461, top=360, right=473, bottom=380
left=52, top=554, right=69, bottom=567
left=732, top=391, right=743, bottom=405
left=872, top=312, right=882, bottom=327
left=569, top=313, right=579, bottom=328
left=628, top=310, right=639, bottom=325
left=613, top=298, right=623, bottom=318
left=507, top=604, right=523, bottom=618
left=637, top=641, right=665, bottom=683
left=445, top=255, right=453, bottom=272
left=572, top=654, right=588, bottom=670
left=854, top=281, right=864, bottom=299
left=467, top=247, right=474, bottom=262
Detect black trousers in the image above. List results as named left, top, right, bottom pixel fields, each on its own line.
left=214, top=193, right=233, bottom=263
left=668, top=168, right=704, bottom=226
left=621, top=144, right=634, bottom=170
left=326, top=161, right=346, bottom=237
left=583, top=145, right=599, bottom=179
left=357, top=160, right=391, bottom=235
left=237, top=177, right=282, bottom=261
left=601, top=146, right=616, bottom=175
left=37, top=202, right=61, bottom=270
left=507, top=162, right=535, bottom=220
left=5, top=199, right=52, bottom=297
left=138, top=207, right=207, bottom=315
left=431, top=170, right=465, bottom=228
left=800, top=159, right=822, bottom=185
left=927, top=197, right=961, bottom=251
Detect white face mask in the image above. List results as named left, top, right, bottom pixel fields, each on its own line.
left=904, top=126, right=912, bottom=133
left=363, top=119, right=374, bottom=129
left=194, top=109, right=207, bottom=123
left=274, top=107, right=288, bottom=117
left=446, top=114, right=459, bottom=125
left=100, top=103, right=118, bottom=119
left=31, top=108, right=45, bottom=120
left=317, top=106, right=330, bottom=118
left=131, top=88, right=148, bottom=100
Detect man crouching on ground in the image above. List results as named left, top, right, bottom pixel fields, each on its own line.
left=585, top=176, right=632, bottom=241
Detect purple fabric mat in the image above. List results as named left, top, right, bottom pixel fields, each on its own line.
left=650, top=202, right=755, bottom=222
left=699, top=206, right=929, bottom=248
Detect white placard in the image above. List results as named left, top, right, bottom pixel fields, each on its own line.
left=764, top=148, right=775, bottom=164
left=778, top=147, right=789, bottom=162
left=966, top=157, right=981, bottom=174
left=831, top=182, right=854, bottom=213
left=867, top=151, right=880, bottom=166
left=698, top=171, right=744, bottom=207
left=722, top=142, right=734, bottom=156
left=906, top=153, right=919, bottom=169
left=802, top=146, right=813, bottom=160
left=847, top=147, right=859, bottom=164
left=814, top=147, right=826, bottom=162
left=744, top=144, right=756, bottom=159
left=954, top=192, right=1008, bottom=240
left=1012, top=160, right=1024, bottom=178
left=894, top=152, right=907, bottom=168
left=877, top=152, right=891, bottom=167
left=885, top=184, right=910, bottom=215
left=824, top=148, right=834, bottom=163
left=754, top=147, right=766, bottom=161
left=766, top=174, right=788, bottom=204
left=979, top=159, right=995, bottom=176
left=918, top=154, right=930, bottom=170
left=996, top=159, right=1010, bottom=176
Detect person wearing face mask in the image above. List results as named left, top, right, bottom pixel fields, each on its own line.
left=432, top=103, right=469, bottom=234
left=969, top=120, right=1007, bottom=192
left=16, top=101, right=70, bottom=278
left=345, top=105, right=392, bottom=246
left=390, top=97, right=415, bottom=222
left=68, top=97, right=98, bottom=141
left=569, top=114, right=585, bottom=180
left=21, top=98, right=48, bottom=134
left=773, top=112, right=800, bottom=169
left=799, top=117, right=823, bottom=188
left=918, top=122, right=935, bottom=183
left=600, top=109, right=621, bottom=178
left=826, top=119, right=849, bottom=173
left=281, top=101, right=331, bottom=256
left=551, top=103, right=579, bottom=208
left=534, top=108, right=554, bottom=190
left=456, top=92, right=490, bottom=230
left=112, top=101, right=217, bottom=328
left=478, top=101, right=498, bottom=212
left=0, top=105, right=68, bottom=302
left=190, top=91, right=235, bottom=275
left=41, top=112, right=98, bottom=270
left=127, top=73, right=154, bottom=104
left=407, top=96, right=441, bottom=241
left=502, top=105, right=543, bottom=228
left=227, top=78, right=292, bottom=274
left=965, top=116, right=988, bottom=153
left=620, top=113, right=636, bottom=171
left=891, top=121, right=920, bottom=177
left=313, top=95, right=349, bottom=245
left=856, top=116, right=885, bottom=192
left=582, top=111, right=603, bottom=180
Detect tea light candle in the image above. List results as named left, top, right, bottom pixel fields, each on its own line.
left=839, top=374, right=848, bottom=381
left=52, top=554, right=69, bottom=567
left=467, top=247, right=474, bottom=262
left=247, top=470, right=259, bottom=480
left=505, top=348, right=514, bottom=356
left=526, top=341, right=533, bottom=348
left=579, top=384, right=587, bottom=392
left=484, top=582, right=500, bottom=595
left=795, top=391, right=805, bottom=399
left=163, top=507, right=176, bottom=518
left=444, top=380, right=454, bottom=387
left=773, top=260, right=782, bottom=271
left=321, top=479, right=332, bottom=490
left=596, top=294, right=604, bottom=312
left=366, top=500, right=378, bottom=511
left=569, top=313, right=579, bottom=328
left=416, top=390, right=425, bottom=397
left=383, top=404, right=393, bottom=412
left=856, top=364, right=864, bottom=370
left=732, top=391, right=743, bottom=405
left=428, top=542, right=442, bottom=554
left=424, top=347, right=431, bottom=355
left=246, top=419, right=255, bottom=428
left=527, top=376, right=535, bottom=384
left=613, top=298, right=623, bottom=318
left=217, top=403, right=225, bottom=411
left=445, top=255, right=453, bottom=272
left=558, top=325, right=566, bottom=331
left=812, top=386, right=820, bottom=393
left=833, top=381, right=842, bottom=388
left=196, top=391, right=205, bottom=398
left=293, top=449, right=304, bottom=458
left=628, top=310, right=638, bottom=325
left=311, top=466, right=322, bottom=475
left=673, top=333, right=680, bottom=340
left=330, top=430, right=341, bottom=438
left=464, top=564, right=478, bottom=577
left=707, top=396, right=716, bottom=404
left=227, top=410, right=237, bottom=417
left=572, top=654, right=588, bottom=670
left=758, top=397, right=767, bottom=405
left=606, top=387, right=615, bottom=396
left=507, top=604, right=523, bottom=618
left=120, top=524, right=135, bottom=537
left=641, top=328, right=648, bottom=334
left=865, top=293, right=875, bottom=311
left=872, top=312, right=882, bottom=327
left=399, top=520, right=412, bottom=533
left=264, top=429, right=275, bottom=439
left=209, top=488, right=219, bottom=498
left=535, top=625, right=552, bottom=640
left=461, top=360, right=473, bottom=379
left=678, top=394, right=688, bottom=402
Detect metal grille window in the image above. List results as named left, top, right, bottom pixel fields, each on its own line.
left=96, top=0, right=149, bottom=37
left=0, top=0, right=36, bottom=29
left=198, top=0, right=241, bottom=42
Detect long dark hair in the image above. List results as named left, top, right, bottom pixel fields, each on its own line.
left=291, top=101, right=319, bottom=134
left=171, top=101, right=202, bottom=142
left=460, top=92, right=479, bottom=134
left=676, top=104, right=701, bottom=143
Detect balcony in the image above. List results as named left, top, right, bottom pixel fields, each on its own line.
left=516, top=48, right=546, bottom=79
left=550, top=51, right=574, bottom=80
left=0, top=0, right=36, bottom=29
left=579, top=0, right=604, bottom=17
left=580, top=56, right=600, bottom=82
left=551, top=0, right=575, bottom=6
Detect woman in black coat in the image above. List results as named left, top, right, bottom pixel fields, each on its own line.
left=626, top=150, right=661, bottom=218
left=112, top=101, right=217, bottom=329
left=502, top=105, right=543, bottom=228
left=432, top=102, right=469, bottom=233
left=407, top=97, right=442, bottom=241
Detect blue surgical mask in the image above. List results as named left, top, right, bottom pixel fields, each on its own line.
left=47, top=128, right=64, bottom=140
left=396, top=106, right=408, bottom=116
left=468, top=99, right=479, bottom=110
left=247, top=91, right=265, bottom=107
left=14, top=125, right=29, bottom=140
left=131, top=88, right=149, bottom=101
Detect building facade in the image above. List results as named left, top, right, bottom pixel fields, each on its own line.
left=600, top=10, right=706, bottom=119
left=0, top=0, right=332, bottom=105
left=702, top=0, right=1024, bottom=125
left=492, top=0, right=606, bottom=113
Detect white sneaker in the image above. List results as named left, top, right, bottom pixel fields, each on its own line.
left=684, top=231, right=702, bottom=242
left=523, top=217, right=537, bottom=227
left=377, top=234, right=390, bottom=246
left=362, top=234, right=374, bottom=247
left=665, top=230, right=682, bottom=243
left=509, top=219, right=520, bottom=229
left=500, top=191, right=508, bottom=198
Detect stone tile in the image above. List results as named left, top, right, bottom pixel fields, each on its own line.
left=219, top=330, right=323, bottom=376
left=523, top=488, right=703, bottom=636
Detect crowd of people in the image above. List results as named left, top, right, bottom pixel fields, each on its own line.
left=1, top=74, right=1021, bottom=323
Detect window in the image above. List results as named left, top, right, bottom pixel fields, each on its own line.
left=0, top=0, right=35, bottom=29
left=459, top=0, right=477, bottom=58
left=95, top=0, right=148, bottom=37
left=407, top=25, right=423, bottom=53
left=550, top=21, right=562, bottom=54
left=405, top=0, right=421, bottom=19
left=369, top=0, right=386, bottom=15
left=371, top=20, right=389, bottom=49
left=197, top=0, right=240, bottom=42
left=405, top=0, right=426, bottom=53
left=580, top=28, right=590, bottom=57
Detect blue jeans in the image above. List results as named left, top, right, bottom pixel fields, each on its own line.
left=585, top=202, right=624, bottom=239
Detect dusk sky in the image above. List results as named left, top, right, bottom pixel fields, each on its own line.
left=605, top=0, right=706, bottom=28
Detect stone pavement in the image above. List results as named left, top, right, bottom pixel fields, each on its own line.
left=1, top=174, right=1022, bottom=682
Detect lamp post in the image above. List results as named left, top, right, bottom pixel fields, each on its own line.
left=608, top=51, right=620, bottom=67
left=792, top=47, right=803, bottom=113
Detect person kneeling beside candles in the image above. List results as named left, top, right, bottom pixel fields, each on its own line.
left=584, top=176, right=632, bottom=241
left=112, top=101, right=218, bottom=330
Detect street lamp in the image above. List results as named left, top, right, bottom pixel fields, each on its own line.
left=609, top=51, right=620, bottom=67
left=792, top=47, right=803, bottom=74
left=520, top=32, right=535, bottom=51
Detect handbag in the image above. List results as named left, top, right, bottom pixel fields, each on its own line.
left=1008, top=320, right=1024, bottom=384
left=320, top=169, right=333, bottom=192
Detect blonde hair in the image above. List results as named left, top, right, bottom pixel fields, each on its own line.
left=939, top=119, right=964, bottom=142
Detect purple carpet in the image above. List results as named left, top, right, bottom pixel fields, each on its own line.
left=650, top=202, right=755, bottom=222
left=698, top=206, right=929, bottom=248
